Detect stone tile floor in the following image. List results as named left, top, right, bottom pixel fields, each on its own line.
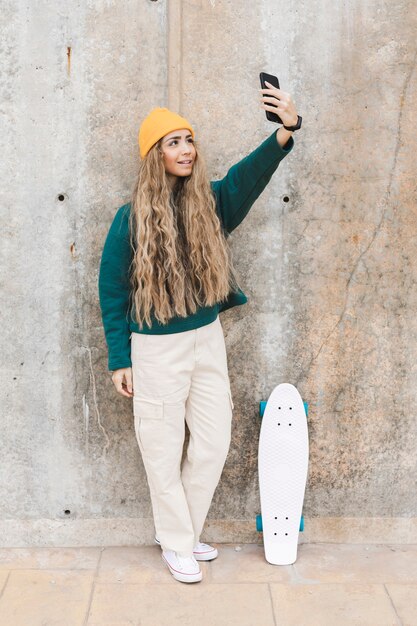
left=0, top=542, right=416, bottom=625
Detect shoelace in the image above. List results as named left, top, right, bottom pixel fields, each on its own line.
left=177, top=554, right=198, bottom=570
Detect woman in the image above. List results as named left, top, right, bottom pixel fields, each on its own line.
left=98, top=82, right=301, bottom=583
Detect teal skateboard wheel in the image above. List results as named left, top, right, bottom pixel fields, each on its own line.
left=256, top=514, right=263, bottom=532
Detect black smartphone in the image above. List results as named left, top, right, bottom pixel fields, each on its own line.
left=259, top=72, right=282, bottom=124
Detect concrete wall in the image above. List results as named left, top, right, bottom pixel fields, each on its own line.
left=1, top=0, right=416, bottom=546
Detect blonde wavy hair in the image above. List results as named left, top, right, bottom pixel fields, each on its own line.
left=128, top=136, right=242, bottom=329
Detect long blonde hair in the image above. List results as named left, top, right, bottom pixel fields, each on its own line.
left=128, top=137, right=242, bottom=329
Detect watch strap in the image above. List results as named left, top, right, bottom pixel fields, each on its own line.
left=283, top=115, right=302, bottom=131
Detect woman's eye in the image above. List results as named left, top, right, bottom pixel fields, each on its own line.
left=170, top=139, right=194, bottom=146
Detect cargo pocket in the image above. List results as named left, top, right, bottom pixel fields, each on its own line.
left=133, top=396, right=164, bottom=454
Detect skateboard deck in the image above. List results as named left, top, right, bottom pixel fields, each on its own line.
left=258, top=383, right=309, bottom=565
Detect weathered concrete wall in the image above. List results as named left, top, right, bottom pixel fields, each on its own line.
left=1, top=0, right=416, bottom=546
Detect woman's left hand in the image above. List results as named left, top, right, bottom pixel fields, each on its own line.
left=260, top=80, right=298, bottom=127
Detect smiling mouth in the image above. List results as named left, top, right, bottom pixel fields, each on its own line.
left=178, top=160, right=192, bottom=164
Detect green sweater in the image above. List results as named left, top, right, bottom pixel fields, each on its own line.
left=98, top=130, right=294, bottom=371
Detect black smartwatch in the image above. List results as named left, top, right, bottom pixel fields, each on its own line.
left=283, top=115, right=302, bottom=131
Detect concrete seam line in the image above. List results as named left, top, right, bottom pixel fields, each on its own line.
left=168, top=0, right=182, bottom=113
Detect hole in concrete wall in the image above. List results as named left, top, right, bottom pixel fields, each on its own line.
left=282, top=195, right=290, bottom=203
left=57, top=193, right=67, bottom=202
left=64, top=510, right=71, bottom=515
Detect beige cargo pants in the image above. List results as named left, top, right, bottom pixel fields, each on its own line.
left=131, top=315, right=234, bottom=558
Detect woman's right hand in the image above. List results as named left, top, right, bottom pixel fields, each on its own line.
left=111, top=367, right=134, bottom=397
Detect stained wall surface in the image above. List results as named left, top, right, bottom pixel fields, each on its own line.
left=1, top=0, right=416, bottom=546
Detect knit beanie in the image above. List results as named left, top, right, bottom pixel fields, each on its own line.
left=138, top=107, right=195, bottom=159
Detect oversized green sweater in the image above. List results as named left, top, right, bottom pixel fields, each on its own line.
left=98, top=130, right=294, bottom=371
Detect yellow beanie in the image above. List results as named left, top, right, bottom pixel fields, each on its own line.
left=138, top=107, right=195, bottom=159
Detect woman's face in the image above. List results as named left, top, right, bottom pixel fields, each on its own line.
left=160, top=128, right=196, bottom=185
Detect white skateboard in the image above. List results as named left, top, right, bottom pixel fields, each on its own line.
left=257, top=383, right=309, bottom=565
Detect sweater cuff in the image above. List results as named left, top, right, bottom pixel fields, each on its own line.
left=108, top=357, right=132, bottom=372
left=264, top=129, right=295, bottom=159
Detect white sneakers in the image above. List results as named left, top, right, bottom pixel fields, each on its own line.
left=155, top=536, right=219, bottom=583
left=162, top=550, right=203, bottom=583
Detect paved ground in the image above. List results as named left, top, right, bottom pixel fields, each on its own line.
left=0, top=542, right=416, bottom=625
